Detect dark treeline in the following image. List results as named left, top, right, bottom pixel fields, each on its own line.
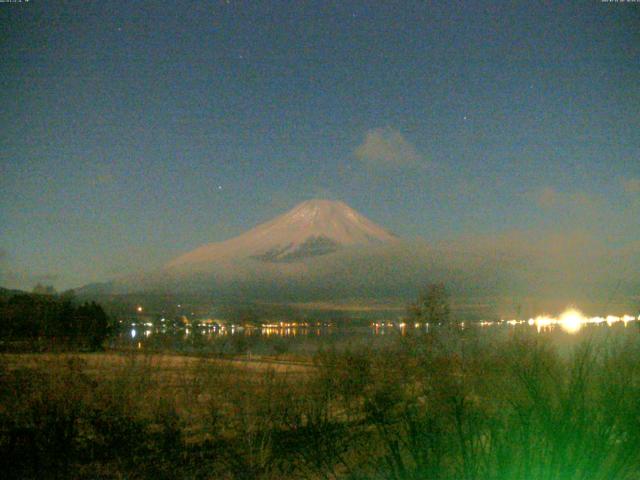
left=0, top=291, right=112, bottom=350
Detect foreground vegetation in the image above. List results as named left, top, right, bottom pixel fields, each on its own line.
left=1, top=327, right=639, bottom=479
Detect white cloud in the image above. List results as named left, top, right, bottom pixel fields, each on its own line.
left=354, top=127, right=422, bottom=167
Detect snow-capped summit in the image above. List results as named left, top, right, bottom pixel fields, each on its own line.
left=167, top=199, right=397, bottom=267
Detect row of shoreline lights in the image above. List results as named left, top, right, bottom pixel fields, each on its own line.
left=135, top=305, right=636, bottom=336
left=497, top=308, right=639, bottom=334
left=372, top=308, right=639, bottom=335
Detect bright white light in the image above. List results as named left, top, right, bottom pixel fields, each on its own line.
left=130, top=328, right=137, bottom=339
left=559, top=308, right=585, bottom=334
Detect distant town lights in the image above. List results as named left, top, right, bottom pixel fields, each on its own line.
left=497, top=307, right=639, bottom=334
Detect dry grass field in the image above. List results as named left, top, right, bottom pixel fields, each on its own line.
left=2, top=330, right=640, bottom=479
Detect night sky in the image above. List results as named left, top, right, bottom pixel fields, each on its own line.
left=1, top=0, right=639, bottom=290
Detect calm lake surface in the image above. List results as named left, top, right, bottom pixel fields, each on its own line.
left=116, top=318, right=640, bottom=356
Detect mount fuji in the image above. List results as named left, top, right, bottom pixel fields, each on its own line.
left=76, top=199, right=638, bottom=315
left=167, top=199, right=398, bottom=268
left=80, top=200, right=429, bottom=300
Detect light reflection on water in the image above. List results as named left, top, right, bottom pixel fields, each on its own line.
left=124, top=324, right=338, bottom=342
left=369, top=309, right=640, bottom=337
left=123, top=309, right=639, bottom=344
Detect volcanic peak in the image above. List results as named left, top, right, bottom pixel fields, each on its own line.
left=167, top=199, right=397, bottom=267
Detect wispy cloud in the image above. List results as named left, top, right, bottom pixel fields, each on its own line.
left=91, top=173, right=114, bottom=187
left=622, top=178, right=640, bottom=194
left=0, top=270, right=60, bottom=291
left=0, top=248, right=60, bottom=290
left=354, top=127, right=423, bottom=168
left=530, top=186, right=592, bottom=210
left=535, top=187, right=559, bottom=209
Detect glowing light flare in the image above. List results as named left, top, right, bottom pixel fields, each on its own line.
left=558, top=308, right=586, bottom=334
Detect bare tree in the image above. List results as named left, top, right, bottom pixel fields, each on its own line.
left=410, top=282, right=451, bottom=326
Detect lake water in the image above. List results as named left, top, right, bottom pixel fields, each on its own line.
left=116, top=314, right=640, bottom=356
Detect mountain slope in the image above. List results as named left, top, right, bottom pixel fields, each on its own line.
left=167, top=199, right=397, bottom=268
left=75, top=199, right=640, bottom=313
